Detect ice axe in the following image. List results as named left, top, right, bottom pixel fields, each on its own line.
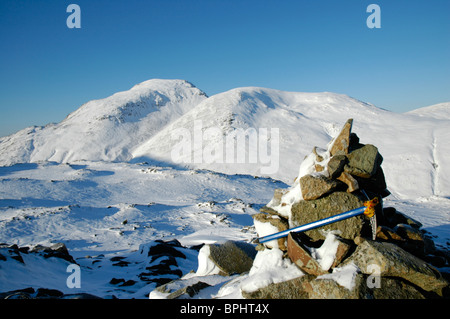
left=253, top=196, right=379, bottom=244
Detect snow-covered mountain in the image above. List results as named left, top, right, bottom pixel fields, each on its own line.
left=1, top=79, right=449, bottom=299
left=407, top=102, right=450, bottom=120
left=0, top=79, right=207, bottom=165
left=1, top=79, right=449, bottom=200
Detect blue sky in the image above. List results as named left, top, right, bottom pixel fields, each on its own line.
left=0, top=0, right=449, bottom=137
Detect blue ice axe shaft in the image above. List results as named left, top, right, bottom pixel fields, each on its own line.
left=255, top=206, right=366, bottom=244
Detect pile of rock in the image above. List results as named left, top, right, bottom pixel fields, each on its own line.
left=149, top=119, right=449, bottom=299
left=245, top=119, right=449, bottom=299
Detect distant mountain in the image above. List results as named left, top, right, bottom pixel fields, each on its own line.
left=0, top=79, right=449, bottom=200
left=407, top=102, right=450, bottom=120
left=0, top=79, right=207, bottom=165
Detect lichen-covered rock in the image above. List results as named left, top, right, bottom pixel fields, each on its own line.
left=207, top=241, right=257, bottom=276
left=345, top=238, right=448, bottom=293
left=329, top=119, right=353, bottom=156
left=291, top=191, right=367, bottom=241
left=344, top=144, right=383, bottom=178
left=242, top=275, right=314, bottom=299
left=299, top=174, right=342, bottom=201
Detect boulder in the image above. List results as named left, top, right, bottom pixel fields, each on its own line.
left=291, top=191, right=367, bottom=241
left=346, top=238, right=448, bottom=293
left=308, top=274, right=371, bottom=299
left=370, top=277, right=426, bottom=299
left=207, top=241, right=257, bottom=276
left=344, top=144, right=383, bottom=178
left=243, top=272, right=372, bottom=299
left=242, top=275, right=314, bottom=299
left=155, top=280, right=211, bottom=299
left=299, top=174, right=342, bottom=201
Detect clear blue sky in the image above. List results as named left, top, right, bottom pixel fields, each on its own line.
left=1, top=0, right=449, bottom=137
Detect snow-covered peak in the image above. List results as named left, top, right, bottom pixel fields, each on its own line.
left=0, top=79, right=208, bottom=165
left=64, top=79, right=207, bottom=124
left=407, top=102, right=450, bottom=120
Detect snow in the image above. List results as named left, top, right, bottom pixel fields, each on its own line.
left=0, top=79, right=449, bottom=298
left=253, top=217, right=283, bottom=249
left=318, top=262, right=359, bottom=290
left=195, top=245, right=222, bottom=276
left=309, top=232, right=341, bottom=271
left=239, top=248, right=304, bottom=293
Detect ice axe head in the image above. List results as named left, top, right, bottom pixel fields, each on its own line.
left=363, top=197, right=379, bottom=240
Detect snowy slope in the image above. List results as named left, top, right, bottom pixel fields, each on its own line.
left=0, top=80, right=448, bottom=199
left=0, top=79, right=449, bottom=299
left=0, top=160, right=287, bottom=298
left=407, top=102, right=450, bottom=120
left=0, top=79, right=207, bottom=165
left=132, top=86, right=450, bottom=200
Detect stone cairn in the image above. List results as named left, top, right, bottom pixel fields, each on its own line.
left=246, top=118, right=449, bottom=299
left=152, top=119, right=448, bottom=299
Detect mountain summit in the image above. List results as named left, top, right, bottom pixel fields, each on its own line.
left=0, top=79, right=207, bottom=165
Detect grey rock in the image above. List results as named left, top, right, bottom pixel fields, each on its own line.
left=345, top=239, right=448, bottom=292
left=208, top=240, right=257, bottom=276
left=345, top=144, right=383, bottom=178
left=291, top=191, right=367, bottom=241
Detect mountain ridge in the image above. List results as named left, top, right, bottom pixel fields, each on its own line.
left=0, top=79, right=449, bottom=200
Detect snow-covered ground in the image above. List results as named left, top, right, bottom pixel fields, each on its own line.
left=0, top=79, right=448, bottom=298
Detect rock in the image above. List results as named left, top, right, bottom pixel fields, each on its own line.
left=327, top=155, right=348, bottom=179
left=30, top=243, right=76, bottom=264
left=147, top=239, right=186, bottom=262
left=207, top=241, right=257, bottom=276
left=376, top=225, right=405, bottom=242
left=355, top=166, right=389, bottom=197
left=394, top=224, right=424, bottom=242
left=345, top=144, right=383, bottom=178
left=291, top=191, right=367, bottom=241
left=299, top=174, right=342, bottom=201
left=383, top=207, right=423, bottom=229
left=242, top=275, right=314, bottom=299
left=331, top=236, right=353, bottom=268
left=157, top=280, right=211, bottom=299
left=243, top=271, right=373, bottom=299
left=329, top=119, right=353, bottom=156
left=312, top=146, right=325, bottom=162
left=308, top=274, right=371, bottom=299
left=371, top=277, right=426, bottom=299
left=253, top=213, right=289, bottom=250
left=336, top=171, right=359, bottom=193
left=345, top=239, right=448, bottom=292
left=270, top=188, right=288, bottom=206
left=287, top=233, right=328, bottom=276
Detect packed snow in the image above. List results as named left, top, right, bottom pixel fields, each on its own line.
left=0, top=79, right=449, bottom=298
